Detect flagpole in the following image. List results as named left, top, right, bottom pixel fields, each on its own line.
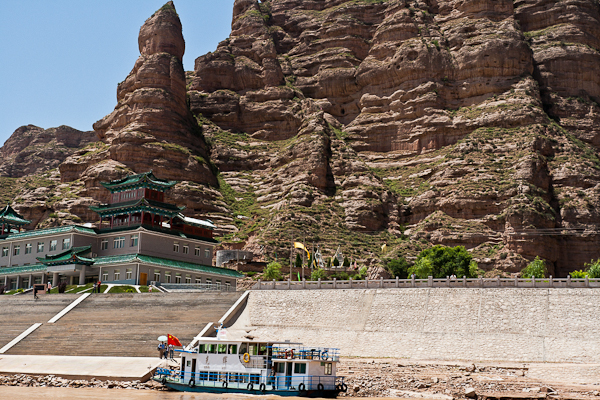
left=302, top=236, right=305, bottom=280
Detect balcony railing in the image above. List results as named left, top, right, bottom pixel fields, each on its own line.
left=252, top=276, right=600, bottom=290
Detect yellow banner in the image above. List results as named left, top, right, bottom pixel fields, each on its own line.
left=294, top=242, right=305, bottom=250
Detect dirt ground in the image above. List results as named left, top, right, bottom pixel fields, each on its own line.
left=338, top=358, right=600, bottom=399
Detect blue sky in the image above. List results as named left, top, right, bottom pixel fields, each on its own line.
left=0, top=1, right=234, bottom=146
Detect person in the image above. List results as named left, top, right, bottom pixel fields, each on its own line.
left=158, top=342, right=165, bottom=359
left=93, top=281, right=97, bottom=293
left=97, top=281, right=102, bottom=293
left=33, top=286, right=38, bottom=300
left=168, top=343, right=174, bottom=360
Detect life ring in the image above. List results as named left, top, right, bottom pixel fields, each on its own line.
left=321, top=351, right=329, bottom=360
left=259, top=383, right=266, bottom=392
left=298, top=382, right=306, bottom=392
left=222, top=381, right=228, bottom=389
left=243, top=353, right=250, bottom=363
left=285, top=349, right=294, bottom=359
left=247, top=382, right=254, bottom=391
left=188, top=379, right=195, bottom=388
left=318, top=383, right=324, bottom=391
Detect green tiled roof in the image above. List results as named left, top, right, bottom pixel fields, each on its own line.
left=0, top=205, right=31, bottom=226
left=101, top=171, right=177, bottom=192
left=37, top=246, right=94, bottom=266
left=90, top=198, right=184, bottom=217
left=1, top=225, right=97, bottom=241
left=0, top=264, right=46, bottom=275
left=94, top=254, right=243, bottom=278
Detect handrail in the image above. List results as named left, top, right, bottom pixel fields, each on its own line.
left=251, top=276, right=600, bottom=290
left=154, top=368, right=343, bottom=391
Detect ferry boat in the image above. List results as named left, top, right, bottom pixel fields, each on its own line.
left=153, top=337, right=347, bottom=397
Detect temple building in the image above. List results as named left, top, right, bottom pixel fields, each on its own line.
left=0, top=172, right=241, bottom=290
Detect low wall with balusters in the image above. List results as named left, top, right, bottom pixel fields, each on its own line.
left=225, top=286, right=600, bottom=363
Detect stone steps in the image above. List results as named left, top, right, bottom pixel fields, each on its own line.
left=6, top=292, right=241, bottom=357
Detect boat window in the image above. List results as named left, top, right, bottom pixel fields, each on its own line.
left=240, top=343, right=248, bottom=355
left=274, top=362, right=285, bottom=373
left=218, top=344, right=227, bottom=354
left=249, top=344, right=258, bottom=356
left=294, top=363, right=307, bottom=374
left=325, top=362, right=333, bottom=375
left=198, top=344, right=206, bottom=353
left=199, top=372, right=208, bottom=381
left=259, top=344, right=267, bottom=355
left=209, top=372, right=218, bottom=381
left=228, top=344, right=238, bottom=354
left=208, top=344, right=217, bottom=354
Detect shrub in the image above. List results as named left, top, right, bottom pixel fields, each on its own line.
left=245, top=271, right=257, bottom=277
left=263, top=261, right=282, bottom=281
left=330, top=272, right=349, bottom=280
left=343, top=256, right=350, bottom=268
left=521, top=256, right=547, bottom=278
left=385, top=257, right=411, bottom=279
left=294, top=254, right=302, bottom=269
left=570, top=269, right=589, bottom=279
left=310, top=268, right=327, bottom=281
left=584, top=259, right=600, bottom=278
left=17, top=288, right=24, bottom=293
left=408, top=245, right=476, bottom=278
left=352, top=266, right=368, bottom=280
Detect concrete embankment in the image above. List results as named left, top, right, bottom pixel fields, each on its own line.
left=226, top=288, right=600, bottom=363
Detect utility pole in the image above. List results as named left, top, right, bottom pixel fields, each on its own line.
left=290, top=232, right=293, bottom=280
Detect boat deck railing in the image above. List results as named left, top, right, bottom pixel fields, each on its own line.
left=272, top=346, right=340, bottom=361
left=154, top=368, right=343, bottom=391
left=252, top=276, right=600, bottom=290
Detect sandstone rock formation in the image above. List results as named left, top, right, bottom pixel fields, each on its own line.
left=2, top=0, right=600, bottom=276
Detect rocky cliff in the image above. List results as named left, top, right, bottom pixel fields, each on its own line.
left=2, top=0, right=600, bottom=277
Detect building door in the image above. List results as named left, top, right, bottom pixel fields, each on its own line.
left=140, top=273, right=147, bottom=286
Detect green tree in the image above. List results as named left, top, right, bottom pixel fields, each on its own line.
left=352, top=266, right=368, bottom=280
left=584, top=259, right=600, bottom=278
left=343, top=256, right=350, bottom=268
left=520, top=256, right=547, bottom=278
left=294, top=253, right=302, bottom=269
left=408, top=245, right=476, bottom=278
left=310, top=268, right=327, bottom=281
left=332, top=257, right=340, bottom=267
left=263, top=261, right=282, bottom=281
left=385, top=257, right=411, bottom=279
left=570, top=269, right=589, bottom=278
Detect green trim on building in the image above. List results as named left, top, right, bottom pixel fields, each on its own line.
left=0, top=264, right=46, bottom=275
left=89, top=198, right=184, bottom=218
left=37, top=246, right=94, bottom=266
left=0, top=225, right=96, bottom=241
left=100, top=171, right=177, bottom=192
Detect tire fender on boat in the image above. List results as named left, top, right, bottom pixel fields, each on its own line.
left=318, top=383, right=324, bottom=391
left=247, top=382, right=254, bottom=391
left=321, top=351, right=329, bottom=360
left=342, top=383, right=348, bottom=392
left=259, top=383, right=266, bottom=392
left=222, top=381, right=228, bottom=388
left=298, top=383, right=306, bottom=392
left=188, top=379, right=195, bottom=388
left=243, top=353, right=250, bottom=363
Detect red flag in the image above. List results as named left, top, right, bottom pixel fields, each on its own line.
left=167, top=334, right=182, bottom=347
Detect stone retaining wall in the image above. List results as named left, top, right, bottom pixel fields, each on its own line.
left=227, top=288, right=600, bottom=363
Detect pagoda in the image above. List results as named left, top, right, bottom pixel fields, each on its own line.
left=89, top=171, right=214, bottom=239
left=0, top=205, right=31, bottom=236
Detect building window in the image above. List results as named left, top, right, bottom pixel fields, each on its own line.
left=225, top=281, right=231, bottom=290
left=216, top=280, right=221, bottom=290
left=13, top=245, right=20, bottom=256
left=154, top=270, right=161, bottom=282
left=294, top=363, right=307, bottom=374
left=102, top=272, right=108, bottom=282
left=130, top=234, right=138, bottom=247
left=126, top=268, right=132, bottom=280
left=2, top=247, right=8, bottom=257
left=25, top=243, right=32, bottom=254
left=324, top=362, right=332, bottom=375
left=62, top=238, right=71, bottom=250
left=206, top=279, right=212, bottom=285
left=175, top=273, right=182, bottom=284
left=34, top=276, right=42, bottom=284
left=173, top=242, right=179, bottom=252
left=165, top=272, right=171, bottom=283
left=113, top=236, right=125, bottom=249
left=185, top=275, right=191, bottom=284
left=101, top=239, right=108, bottom=250
left=50, top=240, right=57, bottom=251
left=195, top=278, right=202, bottom=284
left=114, top=270, right=120, bottom=281
left=195, top=247, right=200, bottom=256
left=182, top=245, right=189, bottom=254
left=204, top=249, right=210, bottom=258
left=37, top=242, right=44, bottom=253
